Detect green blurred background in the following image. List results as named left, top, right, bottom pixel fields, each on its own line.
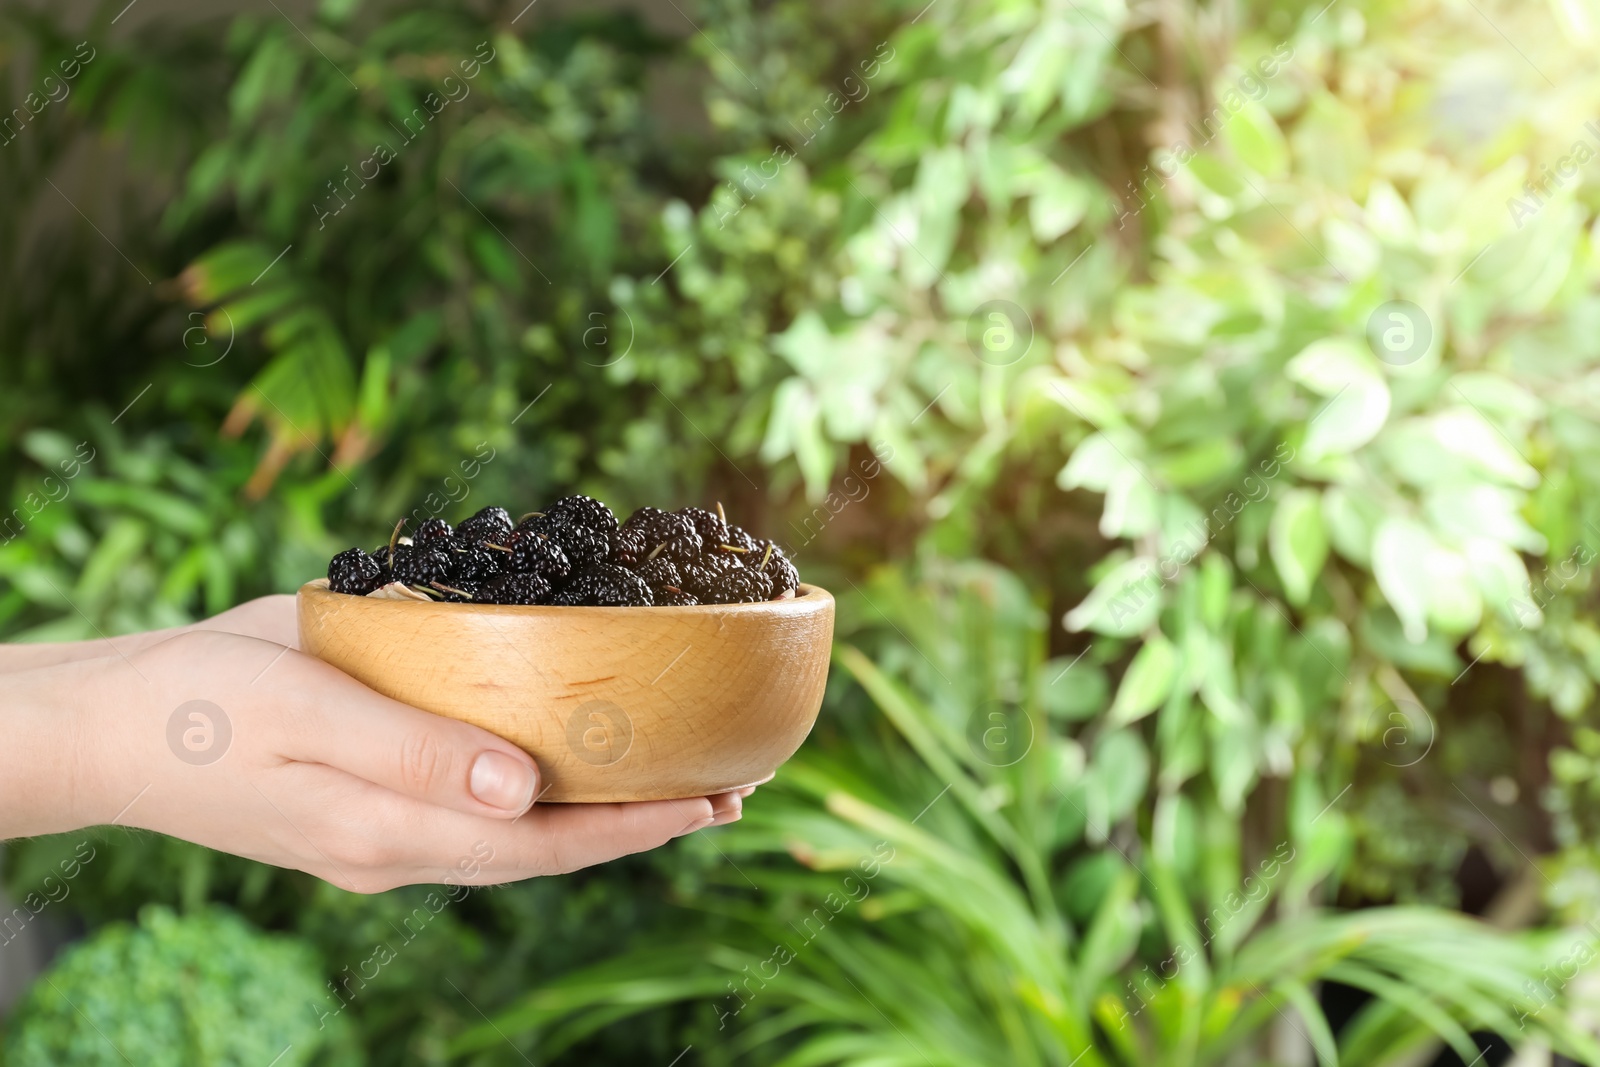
left=5, top=0, right=1600, bottom=1062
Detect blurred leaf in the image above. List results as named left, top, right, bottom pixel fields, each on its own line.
left=1269, top=489, right=1328, bottom=606
left=1372, top=517, right=1438, bottom=644
left=1222, top=99, right=1288, bottom=179
left=1287, top=339, right=1390, bottom=459
left=1066, top=557, right=1162, bottom=637
left=1108, top=633, right=1179, bottom=726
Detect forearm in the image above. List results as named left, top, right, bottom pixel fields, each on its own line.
left=0, top=657, right=119, bottom=840
left=0, top=594, right=298, bottom=674
left=0, top=629, right=181, bottom=673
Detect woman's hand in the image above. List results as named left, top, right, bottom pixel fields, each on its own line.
left=5, top=627, right=741, bottom=892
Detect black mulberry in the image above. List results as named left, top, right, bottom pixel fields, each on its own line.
left=414, top=518, right=453, bottom=544
left=636, top=557, right=682, bottom=590
left=612, top=525, right=647, bottom=568
left=492, top=528, right=572, bottom=580
left=328, top=548, right=383, bottom=595
left=395, top=546, right=453, bottom=587
left=677, top=506, right=727, bottom=545
left=448, top=544, right=504, bottom=583
left=754, top=540, right=801, bottom=596
left=481, top=572, right=552, bottom=605
left=545, top=494, right=618, bottom=533
left=549, top=521, right=610, bottom=568
left=681, top=552, right=772, bottom=604
left=458, top=506, right=513, bottom=546
left=624, top=507, right=703, bottom=567
left=719, top=525, right=760, bottom=555
left=554, top=564, right=653, bottom=606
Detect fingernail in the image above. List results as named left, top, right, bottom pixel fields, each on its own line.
left=676, top=815, right=715, bottom=837
left=470, top=751, right=538, bottom=812
left=710, top=808, right=742, bottom=826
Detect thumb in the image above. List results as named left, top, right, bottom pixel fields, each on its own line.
left=275, top=649, right=542, bottom=818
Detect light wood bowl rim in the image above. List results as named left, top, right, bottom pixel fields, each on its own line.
left=298, top=577, right=833, bottom=615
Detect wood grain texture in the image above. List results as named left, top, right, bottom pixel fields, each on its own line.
left=297, top=580, right=835, bottom=802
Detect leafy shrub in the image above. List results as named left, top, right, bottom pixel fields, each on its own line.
left=2, top=905, right=352, bottom=1066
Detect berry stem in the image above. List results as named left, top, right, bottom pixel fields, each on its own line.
left=388, top=518, right=407, bottom=558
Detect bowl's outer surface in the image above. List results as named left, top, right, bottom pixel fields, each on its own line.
left=297, top=580, right=835, bottom=802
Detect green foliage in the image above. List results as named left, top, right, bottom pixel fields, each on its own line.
left=462, top=566, right=1600, bottom=1065
left=2, top=905, right=351, bottom=1066
left=4, top=0, right=1600, bottom=1062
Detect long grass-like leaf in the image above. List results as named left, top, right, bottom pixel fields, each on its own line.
left=1273, top=980, right=1339, bottom=1067
left=835, top=646, right=1057, bottom=893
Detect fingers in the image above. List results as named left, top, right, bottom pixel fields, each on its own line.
left=270, top=767, right=721, bottom=888
left=268, top=649, right=542, bottom=820
left=446, top=794, right=741, bottom=880
left=511, top=797, right=718, bottom=876
left=709, top=790, right=743, bottom=825
left=254, top=756, right=748, bottom=891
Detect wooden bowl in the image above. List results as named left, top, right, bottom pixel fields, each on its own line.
left=296, top=579, right=834, bottom=802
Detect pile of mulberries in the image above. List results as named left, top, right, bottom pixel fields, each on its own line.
left=324, top=497, right=802, bottom=607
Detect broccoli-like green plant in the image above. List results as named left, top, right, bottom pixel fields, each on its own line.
left=2, top=905, right=350, bottom=1067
